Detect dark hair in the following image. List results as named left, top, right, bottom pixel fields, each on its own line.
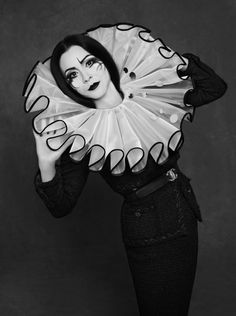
left=50, top=33, right=124, bottom=108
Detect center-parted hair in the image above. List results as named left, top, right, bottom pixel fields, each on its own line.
left=50, top=34, right=124, bottom=108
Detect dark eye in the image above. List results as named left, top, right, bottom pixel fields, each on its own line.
left=67, top=71, right=78, bottom=82
left=86, top=59, right=95, bottom=67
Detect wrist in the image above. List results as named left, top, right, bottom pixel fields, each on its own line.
left=39, top=159, right=55, bottom=170
left=39, top=160, right=56, bottom=182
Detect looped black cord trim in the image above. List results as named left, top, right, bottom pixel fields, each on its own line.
left=23, top=22, right=197, bottom=176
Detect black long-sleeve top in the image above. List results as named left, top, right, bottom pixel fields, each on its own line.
left=34, top=53, right=228, bottom=218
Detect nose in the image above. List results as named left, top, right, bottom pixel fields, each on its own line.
left=81, top=68, right=92, bottom=83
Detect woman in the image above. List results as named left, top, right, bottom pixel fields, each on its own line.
left=23, top=23, right=227, bottom=315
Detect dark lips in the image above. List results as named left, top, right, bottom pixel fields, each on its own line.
left=88, top=82, right=100, bottom=91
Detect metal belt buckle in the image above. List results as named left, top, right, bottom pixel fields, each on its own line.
left=166, top=168, right=178, bottom=181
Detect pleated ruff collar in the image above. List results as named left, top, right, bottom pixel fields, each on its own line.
left=23, top=23, right=194, bottom=176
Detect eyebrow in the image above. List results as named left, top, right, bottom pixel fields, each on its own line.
left=64, top=54, right=92, bottom=74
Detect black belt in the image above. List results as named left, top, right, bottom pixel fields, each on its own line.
left=125, top=167, right=179, bottom=201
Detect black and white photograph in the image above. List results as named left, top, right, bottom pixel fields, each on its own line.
left=0, top=0, right=234, bottom=315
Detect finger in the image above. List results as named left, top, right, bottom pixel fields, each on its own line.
left=32, top=129, right=43, bottom=139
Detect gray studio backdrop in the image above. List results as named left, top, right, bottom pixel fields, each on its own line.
left=0, top=0, right=235, bottom=315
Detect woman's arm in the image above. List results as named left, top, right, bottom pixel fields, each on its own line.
left=177, top=53, right=228, bottom=107
left=34, top=147, right=90, bottom=218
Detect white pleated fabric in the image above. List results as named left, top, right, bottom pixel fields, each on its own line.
left=23, top=23, right=194, bottom=175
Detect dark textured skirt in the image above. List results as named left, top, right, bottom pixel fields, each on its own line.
left=120, top=170, right=202, bottom=316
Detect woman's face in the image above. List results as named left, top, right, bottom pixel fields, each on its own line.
left=59, top=45, right=111, bottom=100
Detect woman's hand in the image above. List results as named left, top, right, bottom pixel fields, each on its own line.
left=32, top=129, right=75, bottom=182
left=179, top=56, right=189, bottom=72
